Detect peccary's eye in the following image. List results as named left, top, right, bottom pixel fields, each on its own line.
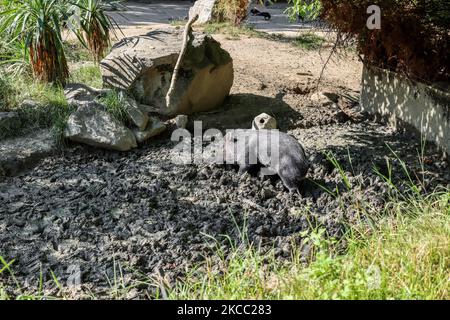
left=260, top=119, right=265, bottom=124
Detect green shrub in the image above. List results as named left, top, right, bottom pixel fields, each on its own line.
left=285, top=0, right=322, bottom=21
left=0, top=73, right=16, bottom=111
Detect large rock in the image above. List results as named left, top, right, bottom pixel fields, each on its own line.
left=0, top=129, right=56, bottom=177
left=64, top=106, right=137, bottom=151
left=64, top=83, right=108, bottom=108
left=0, top=112, right=20, bottom=138
left=100, top=28, right=234, bottom=117
left=189, top=0, right=219, bottom=24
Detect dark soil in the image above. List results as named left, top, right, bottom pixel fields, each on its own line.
left=0, top=101, right=448, bottom=298
left=1, top=25, right=449, bottom=299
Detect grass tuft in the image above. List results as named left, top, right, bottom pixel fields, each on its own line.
left=293, top=32, right=325, bottom=50
left=201, top=23, right=326, bottom=50
left=169, top=191, right=449, bottom=300
left=70, top=65, right=103, bottom=89
left=202, top=22, right=265, bottom=40
left=97, top=90, right=129, bottom=124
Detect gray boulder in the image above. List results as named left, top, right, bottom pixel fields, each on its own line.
left=189, top=0, right=219, bottom=24
left=0, top=112, right=20, bottom=137
left=64, top=83, right=109, bottom=108
left=100, top=28, right=234, bottom=117
left=0, top=129, right=55, bottom=177
left=64, top=106, right=137, bottom=151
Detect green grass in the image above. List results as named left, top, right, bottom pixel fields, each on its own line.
left=64, top=41, right=92, bottom=64
left=0, top=63, right=120, bottom=142
left=97, top=90, right=129, bottom=124
left=70, top=65, right=103, bottom=88
left=168, top=191, right=449, bottom=300
left=0, top=40, right=102, bottom=142
left=0, top=71, right=73, bottom=141
left=292, top=32, right=326, bottom=50
left=201, top=22, right=326, bottom=49
left=0, top=39, right=97, bottom=111
left=202, top=22, right=265, bottom=40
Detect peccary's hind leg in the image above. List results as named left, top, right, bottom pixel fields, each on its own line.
left=239, top=164, right=257, bottom=175
left=279, top=174, right=300, bottom=193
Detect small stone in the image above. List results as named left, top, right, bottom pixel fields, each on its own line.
left=252, top=113, right=277, bottom=130
left=175, top=115, right=189, bottom=129
left=258, top=82, right=268, bottom=91
left=133, top=118, right=167, bottom=143
left=310, top=92, right=338, bottom=106
left=216, top=196, right=225, bottom=204
left=260, top=188, right=275, bottom=200
left=21, top=99, right=39, bottom=109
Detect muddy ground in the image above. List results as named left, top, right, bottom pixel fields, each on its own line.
left=1, top=4, right=449, bottom=298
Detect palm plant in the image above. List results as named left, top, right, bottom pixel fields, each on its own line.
left=71, top=0, right=119, bottom=63
left=0, top=0, right=69, bottom=84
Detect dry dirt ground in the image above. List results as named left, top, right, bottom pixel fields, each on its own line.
left=106, top=1, right=363, bottom=150
left=1, top=2, right=448, bottom=299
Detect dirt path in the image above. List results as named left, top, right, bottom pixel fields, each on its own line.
left=108, top=1, right=315, bottom=37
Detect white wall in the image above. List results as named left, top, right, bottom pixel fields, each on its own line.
left=360, top=65, right=450, bottom=155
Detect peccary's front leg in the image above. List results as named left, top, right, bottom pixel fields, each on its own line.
left=238, top=164, right=256, bottom=174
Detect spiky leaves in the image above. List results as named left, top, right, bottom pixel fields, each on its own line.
left=71, top=0, right=119, bottom=63
left=0, top=0, right=69, bottom=85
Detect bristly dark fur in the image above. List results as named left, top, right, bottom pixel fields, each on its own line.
left=224, top=130, right=309, bottom=192
left=250, top=8, right=261, bottom=15
left=256, top=12, right=271, bottom=20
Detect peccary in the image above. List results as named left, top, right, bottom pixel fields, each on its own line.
left=224, top=129, right=309, bottom=192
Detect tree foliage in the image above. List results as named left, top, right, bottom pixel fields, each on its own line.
left=285, top=0, right=322, bottom=21
left=320, top=0, right=450, bottom=83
